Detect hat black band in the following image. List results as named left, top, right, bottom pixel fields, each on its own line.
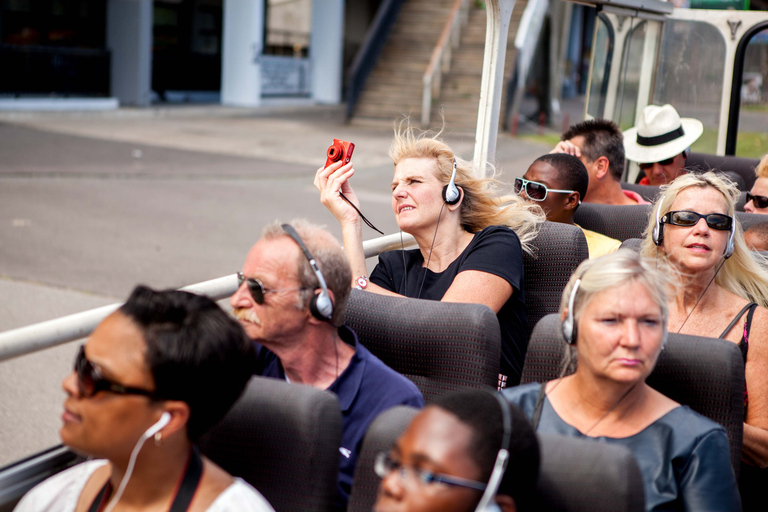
left=637, top=126, right=685, bottom=147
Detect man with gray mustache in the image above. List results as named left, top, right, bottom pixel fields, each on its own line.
left=231, top=219, right=424, bottom=511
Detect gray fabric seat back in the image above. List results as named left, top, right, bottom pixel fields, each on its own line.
left=523, top=222, right=589, bottom=335
left=348, top=406, right=419, bottom=512
left=534, top=433, right=645, bottom=512
left=344, top=289, right=501, bottom=402
left=574, top=203, right=652, bottom=241
left=688, top=152, right=760, bottom=191
left=198, top=376, right=342, bottom=512
left=520, top=314, right=745, bottom=477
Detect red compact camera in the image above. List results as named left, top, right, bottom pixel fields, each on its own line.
left=325, top=139, right=355, bottom=168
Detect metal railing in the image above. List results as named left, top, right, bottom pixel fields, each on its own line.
left=0, top=235, right=417, bottom=364
left=421, top=0, right=471, bottom=127
left=345, top=0, right=406, bottom=119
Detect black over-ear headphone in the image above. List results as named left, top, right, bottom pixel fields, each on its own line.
left=443, top=158, right=461, bottom=205
left=474, top=393, right=512, bottom=512
left=281, top=224, right=334, bottom=322
left=562, top=278, right=581, bottom=344
left=652, top=194, right=735, bottom=258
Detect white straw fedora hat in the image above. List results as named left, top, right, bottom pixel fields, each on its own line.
left=623, top=104, right=703, bottom=164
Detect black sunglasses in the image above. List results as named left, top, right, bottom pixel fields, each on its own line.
left=663, top=210, right=733, bottom=231
left=639, top=157, right=675, bottom=170
left=513, top=177, right=577, bottom=202
left=75, top=345, right=156, bottom=399
left=236, top=272, right=308, bottom=305
left=746, top=193, right=768, bottom=209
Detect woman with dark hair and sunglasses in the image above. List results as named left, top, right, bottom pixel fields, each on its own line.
left=316, top=121, right=545, bottom=386
left=15, top=285, right=274, bottom=512
left=640, top=171, right=768, bottom=510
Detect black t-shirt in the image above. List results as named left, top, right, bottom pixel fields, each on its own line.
left=370, top=225, right=527, bottom=384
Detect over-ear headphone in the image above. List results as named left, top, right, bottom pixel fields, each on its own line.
left=442, top=158, right=461, bottom=205
left=474, top=393, right=512, bottom=512
left=282, top=224, right=334, bottom=322
left=561, top=278, right=581, bottom=344
left=652, top=194, right=735, bottom=258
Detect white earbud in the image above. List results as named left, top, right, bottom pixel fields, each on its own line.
left=142, top=411, right=171, bottom=440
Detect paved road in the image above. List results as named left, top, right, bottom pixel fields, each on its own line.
left=0, top=106, right=550, bottom=466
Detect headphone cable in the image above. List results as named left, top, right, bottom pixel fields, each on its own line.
left=676, top=258, right=725, bottom=334
left=417, top=202, right=446, bottom=299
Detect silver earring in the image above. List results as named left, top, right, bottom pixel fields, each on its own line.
left=154, top=432, right=162, bottom=447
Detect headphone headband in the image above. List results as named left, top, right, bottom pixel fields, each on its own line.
left=474, top=393, right=512, bottom=512
left=281, top=224, right=334, bottom=322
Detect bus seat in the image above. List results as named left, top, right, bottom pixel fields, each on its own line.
left=520, top=314, right=744, bottom=478
left=621, top=182, right=661, bottom=203
left=534, top=433, right=645, bottom=512
left=344, top=289, right=500, bottom=402
left=523, top=222, right=589, bottom=335
left=574, top=203, right=652, bottom=241
left=198, top=376, right=342, bottom=512
left=737, top=191, right=748, bottom=211
left=737, top=211, right=768, bottom=231
left=688, top=153, right=760, bottom=191
left=620, top=238, right=642, bottom=252
left=347, top=406, right=419, bottom=512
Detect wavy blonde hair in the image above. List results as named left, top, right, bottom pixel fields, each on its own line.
left=756, top=154, right=768, bottom=179
left=388, top=120, right=545, bottom=254
left=640, top=172, right=768, bottom=307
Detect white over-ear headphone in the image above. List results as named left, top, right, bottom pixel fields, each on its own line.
left=474, top=393, right=512, bottom=512
left=561, top=278, right=581, bottom=344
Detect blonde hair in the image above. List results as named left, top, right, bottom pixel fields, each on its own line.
left=559, top=250, right=669, bottom=374
left=640, top=172, right=768, bottom=307
left=388, top=120, right=545, bottom=254
left=756, top=154, right=768, bottom=179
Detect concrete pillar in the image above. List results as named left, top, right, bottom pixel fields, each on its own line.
left=106, top=0, right=152, bottom=106
left=221, top=0, right=263, bottom=107
left=310, top=0, right=344, bottom=104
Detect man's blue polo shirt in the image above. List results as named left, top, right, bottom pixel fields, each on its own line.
left=255, top=325, right=424, bottom=510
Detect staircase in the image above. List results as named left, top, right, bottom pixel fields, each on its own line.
left=351, top=0, right=528, bottom=132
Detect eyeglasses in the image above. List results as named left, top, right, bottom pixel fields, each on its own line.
left=236, top=272, right=308, bottom=305
left=514, top=177, right=578, bottom=202
left=663, top=210, right=733, bottom=231
left=75, top=346, right=156, bottom=399
left=374, top=452, right=486, bottom=492
left=746, top=193, right=768, bottom=209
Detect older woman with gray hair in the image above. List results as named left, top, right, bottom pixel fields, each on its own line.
left=504, top=250, right=740, bottom=511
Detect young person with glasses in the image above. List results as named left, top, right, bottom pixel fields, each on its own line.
left=744, top=154, right=768, bottom=215
left=374, top=389, right=539, bottom=512
left=15, top=286, right=275, bottom=512
left=315, top=121, right=545, bottom=386
left=623, top=105, right=703, bottom=187
left=515, top=153, right=621, bottom=258
left=639, top=172, right=768, bottom=511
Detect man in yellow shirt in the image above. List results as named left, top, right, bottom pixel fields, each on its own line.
left=516, top=153, right=621, bottom=258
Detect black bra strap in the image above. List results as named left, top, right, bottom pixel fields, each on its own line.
left=719, top=302, right=757, bottom=339
left=88, top=480, right=111, bottom=512
left=745, top=303, right=758, bottom=338
left=171, top=447, right=203, bottom=512
left=88, top=448, right=203, bottom=512
left=531, top=383, right=548, bottom=431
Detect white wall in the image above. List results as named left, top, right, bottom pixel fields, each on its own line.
left=310, top=0, right=344, bottom=104
left=106, top=0, right=153, bottom=106
left=221, top=0, right=264, bottom=107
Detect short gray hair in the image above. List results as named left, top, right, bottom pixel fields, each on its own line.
left=262, top=219, right=351, bottom=325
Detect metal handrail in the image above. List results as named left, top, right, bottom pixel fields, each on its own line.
left=421, top=0, right=471, bottom=127
left=0, top=235, right=417, bottom=364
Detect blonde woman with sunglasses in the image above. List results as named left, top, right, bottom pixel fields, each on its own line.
left=640, top=172, right=768, bottom=510
left=744, top=153, right=768, bottom=215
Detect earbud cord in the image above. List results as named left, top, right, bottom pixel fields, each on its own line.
left=676, top=258, right=726, bottom=334
left=417, top=202, right=446, bottom=299
left=400, top=230, right=408, bottom=295
left=104, top=429, right=153, bottom=512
